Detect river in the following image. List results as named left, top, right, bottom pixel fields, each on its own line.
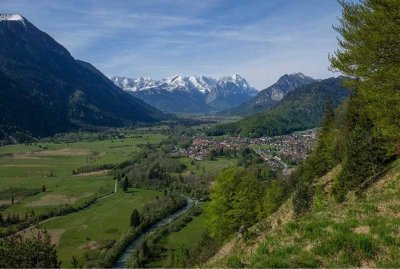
left=113, top=197, right=195, bottom=268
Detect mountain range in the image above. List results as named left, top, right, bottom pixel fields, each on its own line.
left=209, top=77, right=351, bottom=137
left=0, top=14, right=168, bottom=138
left=222, top=72, right=316, bottom=116
left=111, top=74, right=258, bottom=113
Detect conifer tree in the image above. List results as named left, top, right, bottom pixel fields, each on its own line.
left=330, top=0, right=400, bottom=153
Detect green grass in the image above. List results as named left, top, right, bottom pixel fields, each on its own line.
left=0, top=134, right=165, bottom=218
left=179, top=156, right=238, bottom=176
left=40, top=188, right=161, bottom=267
left=242, top=160, right=400, bottom=268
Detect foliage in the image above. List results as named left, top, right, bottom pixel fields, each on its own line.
left=130, top=209, right=141, bottom=228
left=330, top=0, right=400, bottom=149
left=257, top=180, right=284, bottom=219
left=205, top=168, right=264, bottom=241
left=329, top=0, right=400, bottom=199
left=0, top=230, right=60, bottom=268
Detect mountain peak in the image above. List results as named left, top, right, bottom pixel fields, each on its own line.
left=0, top=13, right=26, bottom=25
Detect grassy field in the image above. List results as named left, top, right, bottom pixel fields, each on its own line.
left=40, top=188, right=161, bottom=267
left=0, top=134, right=165, bottom=218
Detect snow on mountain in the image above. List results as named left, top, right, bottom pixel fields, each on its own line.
left=0, top=14, right=26, bottom=25
left=111, top=74, right=257, bottom=95
left=111, top=76, right=156, bottom=92
left=110, top=74, right=259, bottom=113
left=0, top=14, right=24, bottom=21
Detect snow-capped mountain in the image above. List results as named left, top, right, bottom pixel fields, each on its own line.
left=111, top=74, right=258, bottom=113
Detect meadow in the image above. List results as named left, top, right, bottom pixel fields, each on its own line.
left=40, top=188, right=160, bottom=267
left=0, top=134, right=165, bottom=218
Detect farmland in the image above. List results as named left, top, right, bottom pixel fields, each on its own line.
left=0, top=131, right=240, bottom=267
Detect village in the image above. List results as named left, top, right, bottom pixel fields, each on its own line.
left=174, top=129, right=318, bottom=172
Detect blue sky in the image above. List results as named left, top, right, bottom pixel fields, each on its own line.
left=1, top=0, right=343, bottom=89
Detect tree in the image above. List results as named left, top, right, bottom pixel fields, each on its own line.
left=122, top=177, right=129, bottom=192
left=205, top=168, right=264, bottom=241
left=328, top=0, right=400, bottom=199
left=0, top=230, right=60, bottom=268
left=257, top=180, right=284, bottom=219
left=130, top=209, right=141, bottom=228
left=330, top=0, right=400, bottom=153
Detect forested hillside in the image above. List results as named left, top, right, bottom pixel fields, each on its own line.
left=204, top=0, right=400, bottom=267
left=208, top=77, right=350, bottom=137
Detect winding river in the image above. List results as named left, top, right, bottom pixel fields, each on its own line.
left=113, top=197, right=195, bottom=268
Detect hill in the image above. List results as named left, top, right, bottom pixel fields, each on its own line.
left=0, top=14, right=168, bottom=138
left=207, top=160, right=400, bottom=267
left=209, top=77, right=350, bottom=137
left=221, top=73, right=316, bottom=116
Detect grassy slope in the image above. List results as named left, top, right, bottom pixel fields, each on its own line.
left=209, top=160, right=400, bottom=268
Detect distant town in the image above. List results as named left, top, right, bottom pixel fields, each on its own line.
left=174, top=129, right=318, bottom=172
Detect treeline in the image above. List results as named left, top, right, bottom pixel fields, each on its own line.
left=115, top=148, right=211, bottom=200
left=40, top=130, right=135, bottom=143
left=72, top=163, right=115, bottom=175
left=96, top=193, right=186, bottom=267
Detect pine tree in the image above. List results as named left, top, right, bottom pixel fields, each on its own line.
left=130, top=209, right=141, bottom=228
left=122, top=177, right=129, bottom=192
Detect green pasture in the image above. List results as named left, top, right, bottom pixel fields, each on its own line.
left=41, top=188, right=161, bottom=267
left=0, top=134, right=165, bottom=218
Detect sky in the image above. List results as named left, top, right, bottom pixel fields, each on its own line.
left=1, top=0, right=343, bottom=89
